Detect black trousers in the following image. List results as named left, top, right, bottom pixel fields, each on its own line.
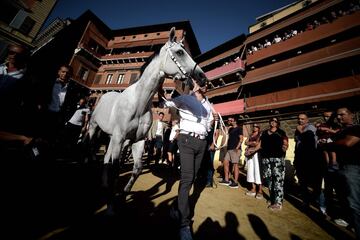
left=177, top=134, right=207, bottom=227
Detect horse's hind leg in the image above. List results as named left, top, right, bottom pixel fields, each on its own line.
left=124, top=140, right=145, bottom=192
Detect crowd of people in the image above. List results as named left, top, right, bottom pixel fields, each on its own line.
left=247, top=1, right=360, bottom=55
left=0, top=44, right=91, bottom=163
left=145, top=98, right=359, bottom=239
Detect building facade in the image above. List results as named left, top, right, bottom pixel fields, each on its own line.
left=0, top=0, right=57, bottom=58
left=30, top=10, right=201, bottom=119
left=198, top=0, right=359, bottom=126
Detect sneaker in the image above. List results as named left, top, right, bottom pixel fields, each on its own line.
left=219, top=179, right=231, bottom=186
left=334, top=218, right=349, bottom=227
left=245, top=191, right=256, bottom=197
left=229, top=182, right=239, bottom=188
left=255, top=193, right=263, bottom=199
left=268, top=203, right=282, bottom=211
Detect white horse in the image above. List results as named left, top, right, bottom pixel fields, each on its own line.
left=88, top=27, right=207, bottom=193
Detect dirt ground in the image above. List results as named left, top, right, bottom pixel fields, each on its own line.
left=2, top=158, right=355, bottom=240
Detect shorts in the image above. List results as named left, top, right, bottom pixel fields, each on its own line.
left=155, top=135, right=163, bottom=149
left=224, top=149, right=241, bottom=164
left=168, top=140, right=178, bottom=153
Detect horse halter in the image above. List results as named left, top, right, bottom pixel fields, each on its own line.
left=164, top=42, right=198, bottom=80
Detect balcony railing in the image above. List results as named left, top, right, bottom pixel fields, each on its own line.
left=205, top=59, right=245, bottom=80
left=243, top=36, right=360, bottom=85
left=247, top=11, right=360, bottom=65
left=245, top=76, right=360, bottom=113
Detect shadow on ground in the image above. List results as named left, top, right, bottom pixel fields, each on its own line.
left=1, top=155, right=355, bottom=240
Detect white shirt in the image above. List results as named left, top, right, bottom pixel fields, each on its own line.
left=169, top=124, right=180, bottom=141
left=155, top=120, right=164, bottom=136
left=164, top=94, right=213, bottom=136
left=68, top=107, right=90, bottom=126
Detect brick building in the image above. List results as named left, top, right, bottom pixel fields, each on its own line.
left=197, top=0, right=359, bottom=134
left=30, top=10, right=201, bottom=114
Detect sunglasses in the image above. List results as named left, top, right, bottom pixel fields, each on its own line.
left=270, top=119, right=278, bottom=123
left=8, top=50, right=23, bottom=55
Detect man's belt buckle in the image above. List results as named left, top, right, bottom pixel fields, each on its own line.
left=189, top=132, right=204, bottom=140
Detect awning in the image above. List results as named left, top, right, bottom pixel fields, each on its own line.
left=212, top=99, right=244, bottom=116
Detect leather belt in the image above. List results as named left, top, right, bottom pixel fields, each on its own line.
left=180, top=131, right=206, bottom=140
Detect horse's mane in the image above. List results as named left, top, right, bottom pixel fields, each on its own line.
left=128, top=48, right=161, bottom=86
left=140, top=48, right=161, bottom=74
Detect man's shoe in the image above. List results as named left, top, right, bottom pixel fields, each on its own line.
left=179, top=226, right=193, bottom=240
left=218, top=179, right=231, bottom=186
left=205, top=182, right=213, bottom=188
left=229, top=182, right=239, bottom=188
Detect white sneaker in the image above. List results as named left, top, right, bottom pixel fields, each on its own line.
left=334, top=218, right=349, bottom=227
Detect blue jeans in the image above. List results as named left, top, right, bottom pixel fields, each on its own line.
left=338, top=164, right=360, bottom=239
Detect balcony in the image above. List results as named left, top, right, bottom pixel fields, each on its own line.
left=205, top=59, right=245, bottom=80
left=243, top=36, right=360, bottom=85
left=245, top=76, right=360, bottom=112
left=101, top=51, right=153, bottom=60
left=246, top=11, right=360, bottom=65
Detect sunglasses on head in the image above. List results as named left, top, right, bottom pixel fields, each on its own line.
left=270, top=119, right=278, bottom=123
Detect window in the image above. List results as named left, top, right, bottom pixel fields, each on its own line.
left=105, top=74, right=113, bottom=84
left=94, top=74, right=102, bottom=84
left=117, top=74, right=125, bottom=84
left=18, top=16, right=35, bottom=35
left=129, top=73, right=138, bottom=84
left=78, top=67, right=89, bottom=81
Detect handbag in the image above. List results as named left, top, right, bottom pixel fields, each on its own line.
left=245, top=142, right=261, bottom=157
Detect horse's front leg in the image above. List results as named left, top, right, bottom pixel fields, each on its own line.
left=124, top=139, right=145, bottom=192
left=102, top=134, right=123, bottom=189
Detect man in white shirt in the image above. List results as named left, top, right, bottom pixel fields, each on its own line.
left=147, top=112, right=166, bottom=164
left=161, top=85, right=216, bottom=240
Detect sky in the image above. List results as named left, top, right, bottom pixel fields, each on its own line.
left=45, top=0, right=296, bottom=53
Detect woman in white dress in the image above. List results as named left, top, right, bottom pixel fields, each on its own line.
left=245, top=124, right=263, bottom=199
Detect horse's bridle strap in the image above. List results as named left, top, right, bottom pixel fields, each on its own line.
left=165, top=42, right=196, bottom=78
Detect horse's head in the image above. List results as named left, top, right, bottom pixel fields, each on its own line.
left=159, top=27, right=207, bottom=88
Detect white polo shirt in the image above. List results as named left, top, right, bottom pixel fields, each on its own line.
left=164, top=94, right=213, bottom=136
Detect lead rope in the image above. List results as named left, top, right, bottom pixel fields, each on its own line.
left=212, top=111, right=228, bottom=150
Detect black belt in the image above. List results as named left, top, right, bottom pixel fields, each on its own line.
left=180, top=131, right=206, bottom=140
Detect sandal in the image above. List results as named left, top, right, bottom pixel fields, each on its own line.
left=245, top=191, right=256, bottom=197
left=268, top=203, right=282, bottom=211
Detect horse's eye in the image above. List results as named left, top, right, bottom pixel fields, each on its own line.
left=176, top=50, right=184, bottom=56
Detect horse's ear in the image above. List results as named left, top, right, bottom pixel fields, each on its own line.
left=169, top=27, right=176, bottom=43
